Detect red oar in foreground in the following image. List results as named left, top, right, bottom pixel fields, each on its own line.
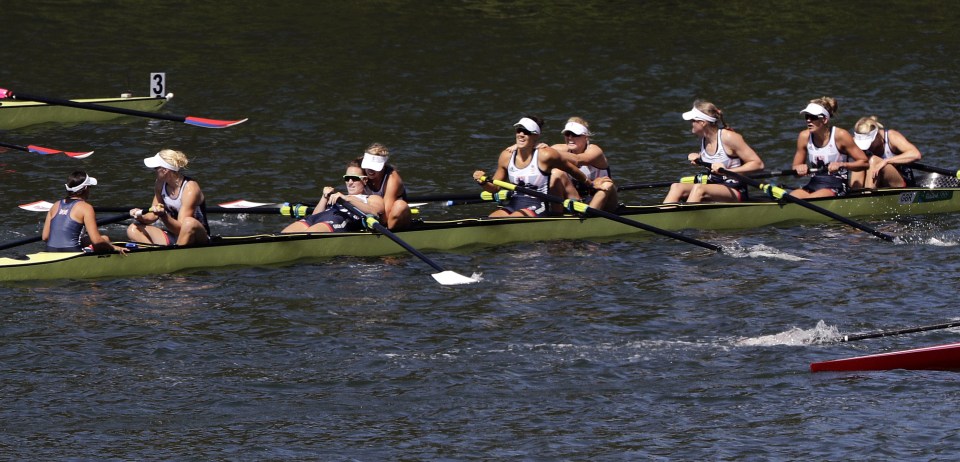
left=0, top=140, right=93, bottom=159
left=0, top=88, right=247, bottom=129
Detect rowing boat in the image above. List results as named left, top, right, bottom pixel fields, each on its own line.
left=0, top=94, right=172, bottom=129
left=811, top=342, right=960, bottom=372
left=1, top=186, right=959, bottom=282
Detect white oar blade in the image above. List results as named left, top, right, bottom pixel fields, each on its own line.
left=19, top=200, right=54, bottom=212
left=219, top=200, right=278, bottom=208
left=432, top=271, right=482, bottom=286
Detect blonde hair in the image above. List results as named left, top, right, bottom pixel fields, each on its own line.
left=692, top=99, right=733, bottom=131
left=365, top=142, right=390, bottom=157
left=854, top=115, right=884, bottom=134
left=157, top=149, right=190, bottom=170
left=567, top=116, right=593, bottom=136
left=809, top=96, right=838, bottom=118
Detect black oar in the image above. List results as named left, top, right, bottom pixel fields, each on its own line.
left=21, top=200, right=312, bottom=217
left=0, top=140, right=93, bottom=159
left=909, top=162, right=960, bottom=179
left=0, top=213, right=131, bottom=251
left=714, top=166, right=898, bottom=242
left=614, top=168, right=816, bottom=192
left=336, top=198, right=480, bottom=285
left=2, top=89, right=247, bottom=129
left=838, top=319, right=960, bottom=342
left=481, top=176, right=723, bottom=252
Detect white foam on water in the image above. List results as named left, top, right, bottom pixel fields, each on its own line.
left=723, top=243, right=808, bottom=261
left=736, top=320, right=841, bottom=346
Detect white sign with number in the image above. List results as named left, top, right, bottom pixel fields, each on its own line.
left=150, top=73, right=166, bottom=97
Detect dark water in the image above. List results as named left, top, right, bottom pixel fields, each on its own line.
left=2, top=1, right=960, bottom=459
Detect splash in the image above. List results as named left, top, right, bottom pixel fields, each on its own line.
left=736, top=320, right=841, bottom=346
left=723, top=242, right=807, bottom=261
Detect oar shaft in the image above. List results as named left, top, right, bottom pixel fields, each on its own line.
left=910, top=162, right=960, bottom=178
left=485, top=177, right=722, bottom=252
left=335, top=198, right=445, bottom=272
left=0, top=213, right=130, bottom=251
left=715, top=166, right=897, bottom=242
left=842, top=320, right=960, bottom=342
left=13, top=92, right=186, bottom=123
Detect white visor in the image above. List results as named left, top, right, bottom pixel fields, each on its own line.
left=800, top=103, right=830, bottom=119
left=681, top=107, right=717, bottom=123
left=361, top=152, right=387, bottom=172
left=854, top=127, right=879, bottom=150
left=143, top=152, right=179, bottom=171
left=513, top=117, right=541, bottom=135
left=561, top=121, right=591, bottom=136
left=65, top=174, right=98, bottom=192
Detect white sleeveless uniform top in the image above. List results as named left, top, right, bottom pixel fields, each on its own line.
left=880, top=130, right=896, bottom=159
left=806, top=127, right=847, bottom=167
left=579, top=164, right=610, bottom=181
left=700, top=129, right=741, bottom=169
left=508, top=148, right=550, bottom=194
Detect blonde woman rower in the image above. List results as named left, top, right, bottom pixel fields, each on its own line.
left=851, top=115, right=921, bottom=189
left=127, top=149, right=210, bottom=246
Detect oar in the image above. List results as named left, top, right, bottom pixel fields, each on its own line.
left=22, top=200, right=311, bottom=216
left=712, top=165, right=898, bottom=242
left=1, top=88, right=247, bottom=129
left=838, top=319, right=960, bottom=342
left=335, top=197, right=480, bottom=285
left=909, top=162, right=960, bottom=179
left=0, top=213, right=131, bottom=251
left=0, top=140, right=93, bottom=159
left=480, top=176, right=723, bottom=252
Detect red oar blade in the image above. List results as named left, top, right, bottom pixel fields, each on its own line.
left=184, top=116, right=248, bottom=129
left=27, top=144, right=94, bottom=159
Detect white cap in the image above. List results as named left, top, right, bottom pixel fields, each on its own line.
left=143, top=152, right=179, bottom=171
left=800, top=103, right=830, bottom=119
left=361, top=152, right=387, bottom=172
left=561, top=121, right=591, bottom=136
left=681, top=107, right=717, bottom=123
left=854, top=127, right=879, bottom=150
left=513, top=117, right=541, bottom=135
left=65, top=174, right=97, bottom=192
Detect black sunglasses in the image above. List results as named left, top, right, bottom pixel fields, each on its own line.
left=342, top=175, right=364, bottom=182
left=803, top=113, right=824, bottom=121
left=515, top=127, right=533, bottom=135
left=563, top=131, right=584, bottom=137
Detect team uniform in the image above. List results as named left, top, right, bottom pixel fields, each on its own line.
left=799, top=127, right=850, bottom=196
left=45, top=199, right=85, bottom=252
left=297, top=196, right=369, bottom=232
left=572, top=153, right=612, bottom=201
left=700, top=128, right=748, bottom=201
left=869, top=129, right=915, bottom=186
left=501, top=148, right=550, bottom=216
left=157, top=177, right=210, bottom=244
left=369, top=165, right=408, bottom=201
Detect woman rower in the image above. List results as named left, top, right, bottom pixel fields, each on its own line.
left=549, top=116, right=619, bottom=212
left=361, top=143, right=411, bottom=230
left=281, top=159, right=385, bottom=233
left=127, top=149, right=210, bottom=246
left=42, top=171, right=127, bottom=253
left=790, top=97, right=868, bottom=198
left=473, top=115, right=588, bottom=217
left=850, top=115, right=922, bottom=189
left=664, top=100, right=764, bottom=204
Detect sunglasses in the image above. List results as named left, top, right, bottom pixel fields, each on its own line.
left=342, top=175, right=364, bottom=182
left=563, top=131, right=584, bottom=137
left=515, top=127, right=533, bottom=135
left=803, top=114, right=824, bottom=121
